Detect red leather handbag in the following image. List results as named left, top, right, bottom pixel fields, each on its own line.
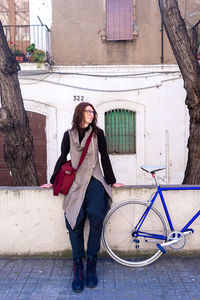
left=53, top=131, right=93, bottom=196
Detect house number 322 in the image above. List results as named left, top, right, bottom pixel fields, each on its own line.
left=73, top=95, right=85, bottom=101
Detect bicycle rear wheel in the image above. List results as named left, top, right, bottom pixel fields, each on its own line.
left=102, top=200, right=167, bottom=267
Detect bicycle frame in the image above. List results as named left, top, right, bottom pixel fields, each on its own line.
left=135, top=175, right=200, bottom=241
left=159, top=185, right=200, bottom=233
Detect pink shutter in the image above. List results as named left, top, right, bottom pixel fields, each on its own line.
left=106, top=0, right=133, bottom=41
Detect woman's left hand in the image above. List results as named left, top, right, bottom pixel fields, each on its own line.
left=112, top=183, right=124, bottom=188
left=40, top=183, right=53, bottom=188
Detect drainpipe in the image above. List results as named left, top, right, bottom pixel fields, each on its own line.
left=161, top=17, right=164, bottom=64
left=133, top=0, right=136, bottom=19
left=9, top=0, right=15, bottom=42
left=165, top=130, right=169, bottom=184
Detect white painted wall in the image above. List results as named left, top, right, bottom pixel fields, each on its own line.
left=29, top=0, right=52, bottom=28
left=19, top=64, right=188, bottom=185
left=0, top=186, right=199, bottom=255
left=29, top=0, right=52, bottom=51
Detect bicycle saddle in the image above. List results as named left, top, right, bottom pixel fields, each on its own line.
left=141, top=166, right=166, bottom=174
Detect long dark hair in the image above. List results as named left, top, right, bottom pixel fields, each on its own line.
left=72, top=102, right=98, bottom=133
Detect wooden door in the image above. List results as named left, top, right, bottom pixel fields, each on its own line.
left=0, top=111, right=47, bottom=186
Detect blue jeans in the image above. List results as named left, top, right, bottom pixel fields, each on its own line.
left=65, top=177, right=108, bottom=259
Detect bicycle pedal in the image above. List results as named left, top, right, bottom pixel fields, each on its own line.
left=156, top=243, right=166, bottom=254
left=157, top=238, right=179, bottom=253
left=183, top=228, right=194, bottom=235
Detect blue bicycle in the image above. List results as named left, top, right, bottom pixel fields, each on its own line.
left=102, top=166, right=200, bottom=267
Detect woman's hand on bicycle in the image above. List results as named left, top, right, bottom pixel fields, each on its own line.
left=112, top=183, right=124, bottom=188
left=40, top=183, right=53, bottom=188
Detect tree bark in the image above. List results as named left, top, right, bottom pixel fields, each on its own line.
left=158, top=0, right=200, bottom=184
left=0, top=21, right=39, bottom=185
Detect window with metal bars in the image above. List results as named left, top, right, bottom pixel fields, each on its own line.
left=105, top=109, right=136, bottom=154
left=106, top=0, right=133, bottom=41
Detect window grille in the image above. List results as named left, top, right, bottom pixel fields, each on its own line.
left=106, top=0, right=133, bottom=41
left=105, top=109, right=136, bottom=154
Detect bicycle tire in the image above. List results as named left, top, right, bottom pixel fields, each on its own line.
left=102, top=200, right=167, bottom=267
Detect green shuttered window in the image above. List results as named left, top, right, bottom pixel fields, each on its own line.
left=105, top=109, right=136, bottom=154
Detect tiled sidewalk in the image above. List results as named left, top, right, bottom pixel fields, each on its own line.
left=0, top=256, right=200, bottom=300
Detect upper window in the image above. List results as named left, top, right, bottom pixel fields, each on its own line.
left=105, top=109, right=136, bottom=154
left=106, top=0, right=133, bottom=41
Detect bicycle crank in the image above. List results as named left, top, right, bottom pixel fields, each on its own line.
left=167, top=231, right=186, bottom=249
left=156, top=231, right=186, bottom=253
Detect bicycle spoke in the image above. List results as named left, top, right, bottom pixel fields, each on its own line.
left=113, top=207, right=136, bottom=227
left=103, top=200, right=167, bottom=267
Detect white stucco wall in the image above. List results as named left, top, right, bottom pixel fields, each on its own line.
left=0, top=186, right=199, bottom=256
left=18, top=64, right=188, bottom=185
left=29, top=0, right=52, bottom=28
left=29, top=0, right=52, bottom=52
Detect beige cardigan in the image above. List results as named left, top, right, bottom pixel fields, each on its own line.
left=63, top=126, right=112, bottom=229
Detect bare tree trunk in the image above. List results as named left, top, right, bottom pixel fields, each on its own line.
left=158, top=0, right=200, bottom=184
left=0, top=21, right=39, bottom=185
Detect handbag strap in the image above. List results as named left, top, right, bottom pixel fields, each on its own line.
left=76, top=130, right=94, bottom=170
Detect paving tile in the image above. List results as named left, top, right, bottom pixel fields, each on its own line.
left=0, top=290, right=9, bottom=296
left=0, top=257, right=199, bottom=299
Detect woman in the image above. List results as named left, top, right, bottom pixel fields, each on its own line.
left=42, top=102, right=123, bottom=293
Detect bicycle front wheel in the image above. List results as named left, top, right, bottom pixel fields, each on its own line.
left=102, top=200, right=167, bottom=267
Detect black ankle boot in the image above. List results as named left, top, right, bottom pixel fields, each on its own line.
left=72, top=258, right=84, bottom=293
left=86, top=256, right=98, bottom=288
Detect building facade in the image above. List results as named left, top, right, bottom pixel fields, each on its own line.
left=0, top=0, right=200, bottom=185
